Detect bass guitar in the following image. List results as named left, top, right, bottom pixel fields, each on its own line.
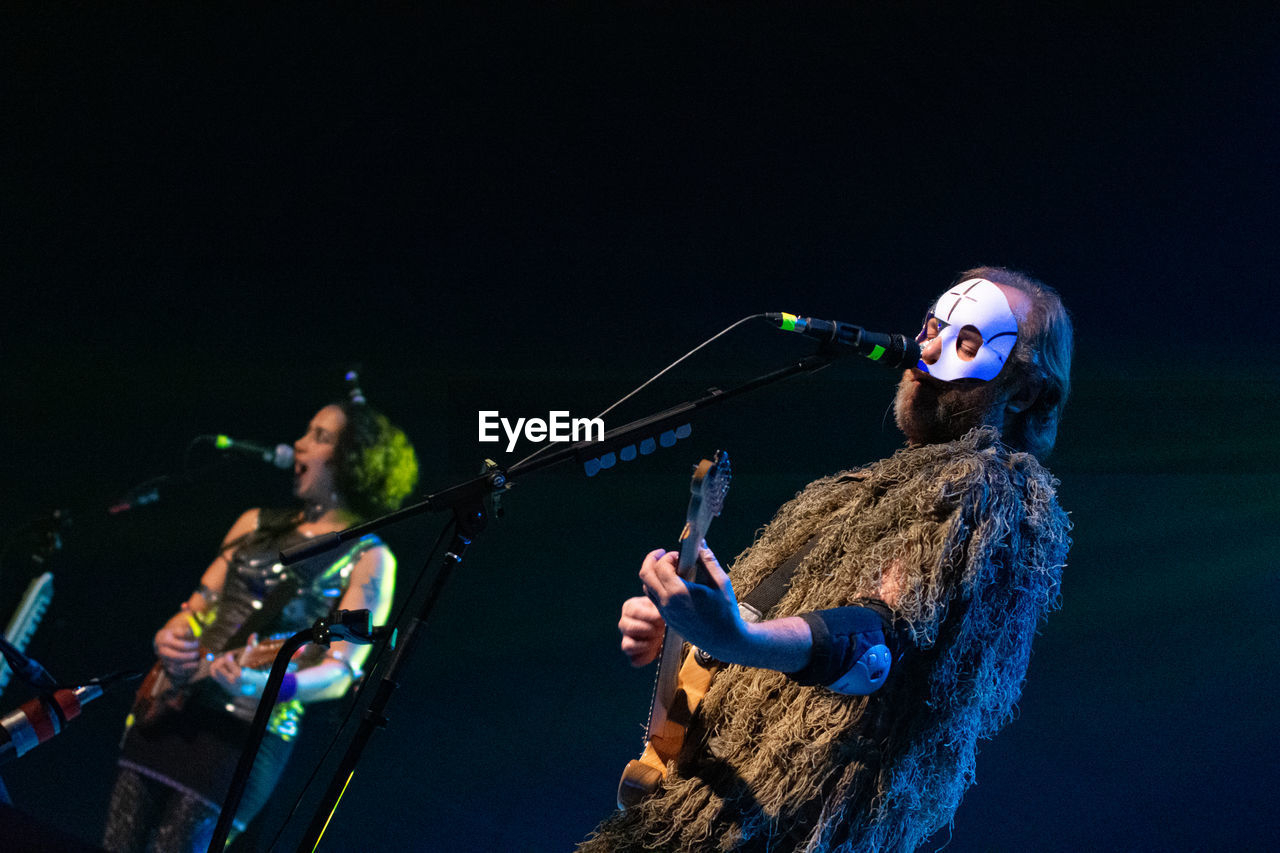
left=617, top=450, right=730, bottom=809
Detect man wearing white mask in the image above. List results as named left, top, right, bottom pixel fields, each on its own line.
left=581, top=267, right=1074, bottom=852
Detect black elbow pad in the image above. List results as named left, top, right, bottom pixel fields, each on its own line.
left=788, top=602, right=894, bottom=695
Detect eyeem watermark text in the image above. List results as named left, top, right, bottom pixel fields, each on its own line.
left=478, top=411, right=605, bottom=452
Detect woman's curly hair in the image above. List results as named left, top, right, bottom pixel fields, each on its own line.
left=331, top=400, right=419, bottom=521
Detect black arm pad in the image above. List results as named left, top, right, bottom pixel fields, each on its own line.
left=787, top=601, right=895, bottom=694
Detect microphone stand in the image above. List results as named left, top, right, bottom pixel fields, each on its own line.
left=207, top=610, right=382, bottom=853
left=273, top=348, right=845, bottom=851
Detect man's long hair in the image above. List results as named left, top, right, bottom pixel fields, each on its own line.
left=962, top=266, right=1073, bottom=459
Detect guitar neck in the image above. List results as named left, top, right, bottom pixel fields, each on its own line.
left=188, top=638, right=290, bottom=685
left=647, top=541, right=701, bottom=738
left=675, top=535, right=703, bottom=583
left=641, top=451, right=730, bottom=746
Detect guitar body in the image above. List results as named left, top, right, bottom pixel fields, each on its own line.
left=130, top=662, right=180, bottom=729
left=618, top=648, right=720, bottom=808
left=618, top=451, right=731, bottom=810
left=129, top=637, right=287, bottom=730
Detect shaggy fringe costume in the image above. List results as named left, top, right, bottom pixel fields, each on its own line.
left=580, top=427, right=1070, bottom=852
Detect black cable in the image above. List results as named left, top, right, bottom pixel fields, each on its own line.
left=510, top=314, right=767, bottom=470
left=52, top=669, right=144, bottom=692
left=0, top=636, right=57, bottom=691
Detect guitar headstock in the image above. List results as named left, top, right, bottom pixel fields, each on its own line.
left=681, top=450, right=731, bottom=549
left=692, top=450, right=731, bottom=517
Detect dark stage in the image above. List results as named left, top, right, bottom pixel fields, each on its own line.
left=1, top=5, right=1276, bottom=851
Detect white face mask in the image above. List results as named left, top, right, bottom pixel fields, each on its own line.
left=916, top=278, right=1019, bottom=382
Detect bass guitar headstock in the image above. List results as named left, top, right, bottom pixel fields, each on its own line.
left=679, top=449, right=731, bottom=559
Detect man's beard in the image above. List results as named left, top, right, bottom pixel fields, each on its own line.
left=893, top=371, right=1001, bottom=446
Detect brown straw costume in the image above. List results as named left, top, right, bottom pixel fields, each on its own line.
left=580, top=426, right=1070, bottom=852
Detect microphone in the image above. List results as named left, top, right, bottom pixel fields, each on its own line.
left=0, top=685, right=102, bottom=765
left=206, top=435, right=295, bottom=469
left=765, top=313, right=921, bottom=368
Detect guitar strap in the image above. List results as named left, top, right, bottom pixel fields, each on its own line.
left=739, top=534, right=821, bottom=622
left=222, top=573, right=300, bottom=651
left=738, top=472, right=867, bottom=621
left=692, top=534, right=821, bottom=669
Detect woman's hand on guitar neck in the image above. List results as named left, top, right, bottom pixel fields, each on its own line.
left=154, top=610, right=200, bottom=682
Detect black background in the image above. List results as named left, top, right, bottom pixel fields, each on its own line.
left=1, top=4, right=1277, bottom=851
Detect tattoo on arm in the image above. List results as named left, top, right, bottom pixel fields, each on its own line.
left=359, top=570, right=382, bottom=604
